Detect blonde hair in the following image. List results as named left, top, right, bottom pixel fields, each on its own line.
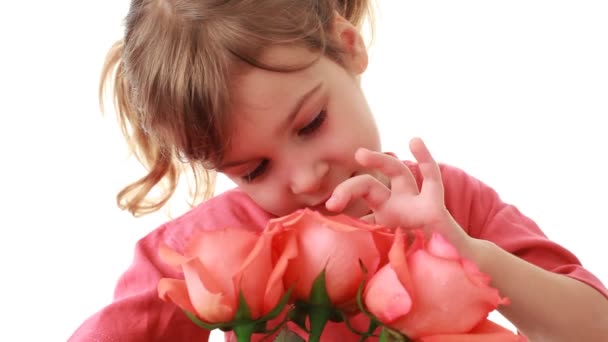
left=100, top=0, right=375, bottom=217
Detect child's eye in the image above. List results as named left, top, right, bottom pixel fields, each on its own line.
left=242, top=159, right=269, bottom=183
left=298, top=111, right=327, bottom=136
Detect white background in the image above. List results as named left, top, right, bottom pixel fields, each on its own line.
left=1, top=1, right=606, bottom=341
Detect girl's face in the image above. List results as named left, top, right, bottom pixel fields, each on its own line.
left=218, top=25, right=383, bottom=218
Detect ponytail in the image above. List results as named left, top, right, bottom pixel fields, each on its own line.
left=99, top=40, right=215, bottom=217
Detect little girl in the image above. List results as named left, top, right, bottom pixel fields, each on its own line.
left=70, top=0, right=608, bottom=341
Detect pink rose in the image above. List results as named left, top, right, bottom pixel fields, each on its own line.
left=266, top=209, right=393, bottom=309
left=364, top=229, right=519, bottom=340
left=419, top=319, right=525, bottom=341
left=157, top=226, right=296, bottom=324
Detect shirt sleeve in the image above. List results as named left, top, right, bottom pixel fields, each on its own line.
left=68, top=225, right=210, bottom=342
left=68, top=190, right=276, bottom=342
left=435, top=163, right=608, bottom=299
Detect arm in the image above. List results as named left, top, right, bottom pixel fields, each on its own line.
left=68, top=225, right=210, bottom=342
left=328, top=138, right=608, bottom=341
left=467, top=235, right=608, bottom=342
left=68, top=190, right=274, bottom=342
left=442, top=170, right=608, bottom=342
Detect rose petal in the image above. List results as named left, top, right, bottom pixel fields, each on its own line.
left=461, top=259, right=510, bottom=307
left=186, top=228, right=259, bottom=273
left=418, top=319, right=525, bottom=342
left=427, top=232, right=460, bottom=260
left=324, top=232, right=380, bottom=304
left=315, top=209, right=386, bottom=232
left=391, top=248, right=502, bottom=337
left=407, top=230, right=426, bottom=257
left=282, top=222, right=331, bottom=300
left=364, top=264, right=412, bottom=323
left=276, top=209, right=381, bottom=307
left=267, top=210, right=305, bottom=228
left=186, top=228, right=260, bottom=306
left=371, top=229, right=395, bottom=267
left=389, top=228, right=414, bottom=294
left=234, top=232, right=274, bottom=319
left=183, top=258, right=235, bottom=323
left=157, top=278, right=197, bottom=315
left=263, top=231, right=298, bottom=314
left=418, top=332, right=525, bottom=342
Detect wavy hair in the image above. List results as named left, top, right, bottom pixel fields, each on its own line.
left=99, top=0, right=375, bottom=216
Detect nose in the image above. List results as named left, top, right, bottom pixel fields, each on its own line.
left=289, top=160, right=329, bottom=195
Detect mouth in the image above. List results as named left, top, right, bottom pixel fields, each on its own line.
left=308, top=172, right=359, bottom=214
left=310, top=194, right=333, bottom=213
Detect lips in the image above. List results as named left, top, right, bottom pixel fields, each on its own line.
left=308, top=172, right=359, bottom=213
left=310, top=194, right=333, bottom=213
left=306, top=171, right=364, bottom=215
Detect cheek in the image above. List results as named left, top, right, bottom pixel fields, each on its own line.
left=348, top=109, right=379, bottom=149
left=323, top=113, right=379, bottom=158
left=327, top=97, right=379, bottom=150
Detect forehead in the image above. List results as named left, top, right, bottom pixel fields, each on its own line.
left=220, top=46, right=335, bottom=162
left=229, top=46, right=321, bottom=116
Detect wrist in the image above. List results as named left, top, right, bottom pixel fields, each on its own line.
left=460, top=236, right=497, bottom=273
left=433, top=212, right=474, bottom=254
left=438, top=212, right=495, bottom=268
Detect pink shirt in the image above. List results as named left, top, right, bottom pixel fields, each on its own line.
left=69, top=163, right=608, bottom=341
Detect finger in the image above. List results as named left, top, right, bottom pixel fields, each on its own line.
left=409, top=137, right=443, bottom=194
left=355, top=148, right=419, bottom=194
left=326, top=174, right=391, bottom=212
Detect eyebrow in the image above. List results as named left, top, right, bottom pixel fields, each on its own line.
left=218, top=82, right=323, bottom=171
left=281, top=82, right=323, bottom=132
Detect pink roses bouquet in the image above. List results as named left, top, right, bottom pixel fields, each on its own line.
left=157, top=209, right=524, bottom=341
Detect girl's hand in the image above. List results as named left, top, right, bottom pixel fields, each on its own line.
left=326, top=137, right=469, bottom=247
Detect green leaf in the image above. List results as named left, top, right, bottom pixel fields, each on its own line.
left=228, top=293, right=258, bottom=342
left=379, top=327, right=390, bottom=342
left=389, top=328, right=412, bottom=342
left=184, top=298, right=257, bottom=341
left=354, top=318, right=380, bottom=341
left=185, top=287, right=295, bottom=338
left=354, top=260, right=413, bottom=342
left=310, top=270, right=331, bottom=306
left=251, top=287, right=295, bottom=336
left=307, top=307, right=330, bottom=342
left=259, top=287, right=294, bottom=322
left=184, top=310, right=233, bottom=331
left=307, top=271, right=333, bottom=342
left=377, top=327, right=412, bottom=342
left=364, top=320, right=380, bottom=338
left=336, top=310, right=370, bottom=338
left=289, top=302, right=310, bottom=332
left=355, top=259, right=376, bottom=320
left=234, top=291, right=253, bottom=322
left=233, top=322, right=256, bottom=342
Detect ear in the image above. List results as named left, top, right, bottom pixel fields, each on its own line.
left=331, top=14, right=368, bottom=75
